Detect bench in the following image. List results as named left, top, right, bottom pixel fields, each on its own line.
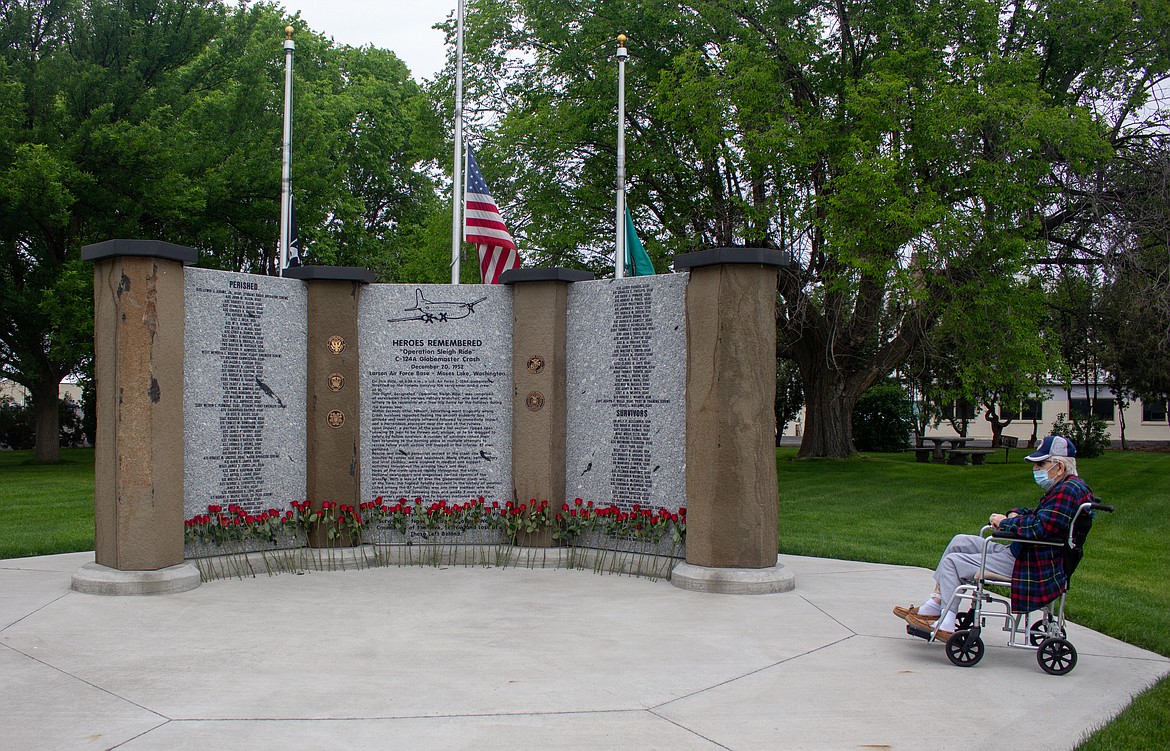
left=946, top=449, right=996, bottom=466
left=1000, top=434, right=1019, bottom=462
left=914, top=447, right=933, bottom=463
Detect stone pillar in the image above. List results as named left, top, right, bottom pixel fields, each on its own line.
left=670, top=248, right=796, bottom=594
left=73, top=239, right=201, bottom=595
left=285, top=265, right=375, bottom=545
left=502, top=268, right=594, bottom=546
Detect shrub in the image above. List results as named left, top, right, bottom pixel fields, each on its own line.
left=1050, top=412, right=1111, bottom=459
left=0, top=397, right=35, bottom=450
left=0, top=395, right=87, bottom=450
left=852, top=382, right=913, bottom=452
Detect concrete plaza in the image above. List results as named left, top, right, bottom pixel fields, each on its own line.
left=2, top=552, right=1166, bottom=750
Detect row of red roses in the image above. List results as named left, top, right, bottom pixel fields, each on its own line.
left=183, top=501, right=382, bottom=546
left=184, top=497, right=687, bottom=548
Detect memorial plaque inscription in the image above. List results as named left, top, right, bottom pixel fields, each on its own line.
left=184, top=269, right=307, bottom=517
left=360, top=285, right=513, bottom=503
left=566, top=275, right=687, bottom=512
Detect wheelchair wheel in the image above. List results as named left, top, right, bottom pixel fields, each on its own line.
left=945, top=630, right=985, bottom=668
left=1029, top=620, right=1066, bottom=646
left=1037, top=637, right=1078, bottom=675
left=955, top=610, right=975, bottom=630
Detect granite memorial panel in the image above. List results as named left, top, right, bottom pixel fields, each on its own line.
left=183, top=268, right=307, bottom=516
left=359, top=285, right=513, bottom=503
left=565, top=275, right=687, bottom=512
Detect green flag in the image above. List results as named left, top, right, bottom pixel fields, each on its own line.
left=624, top=206, right=655, bottom=276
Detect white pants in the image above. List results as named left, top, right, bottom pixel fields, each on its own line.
left=933, top=534, right=1016, bottom=615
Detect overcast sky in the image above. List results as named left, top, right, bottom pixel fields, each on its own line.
left=282, top=1, right=454, bottom=80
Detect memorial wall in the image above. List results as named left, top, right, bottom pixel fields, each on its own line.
left=183, top=269, right=307, bottom=517
left=565, top=275, right=688, bottom=512
left=359, top=284, right=513, bottom=503
left=182, top=269, right=686, bottom=514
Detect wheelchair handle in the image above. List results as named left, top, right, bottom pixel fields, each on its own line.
left=1090, top=503, right=1114, bottom=513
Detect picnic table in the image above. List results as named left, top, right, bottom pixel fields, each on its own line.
left=919, top=435, right=972, bottom=462
left=914, top=435, right=1026, bottom=465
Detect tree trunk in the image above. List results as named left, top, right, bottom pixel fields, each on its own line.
left=983, top=406, right=1012, bottom=448
left=32, top=380, right=61, bottom=463
left=797, top=368, right=858, bottom=458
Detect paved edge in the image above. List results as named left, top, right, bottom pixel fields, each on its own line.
left=71, top=561, right=202, bottom=596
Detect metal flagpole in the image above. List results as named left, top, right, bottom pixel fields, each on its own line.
left=450, top=0, right=466, bottom=285
left=279, top=26, right=295, bottom=275
left=614, top=34, right=628, bottom=279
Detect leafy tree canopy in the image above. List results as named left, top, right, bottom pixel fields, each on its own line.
left=0, top=0, right=447, bottom=461
left=439, top=0, right=1169, bottom=456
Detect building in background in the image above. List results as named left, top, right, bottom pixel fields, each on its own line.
left=783, top=383, right=1170, bottom=445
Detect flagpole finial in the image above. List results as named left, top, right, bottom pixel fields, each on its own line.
left=618, top=33, right=627, bottom=47
left=285, top=25, right=294, bottom=40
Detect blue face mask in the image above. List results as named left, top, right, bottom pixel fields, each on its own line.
left=1034, top=467, right=1055, bottom=491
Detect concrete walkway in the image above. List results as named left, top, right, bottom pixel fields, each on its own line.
left=2, top=552, right=1166, bottom=750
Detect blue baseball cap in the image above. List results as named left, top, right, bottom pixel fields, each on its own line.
left=1025, top=435, right=1077, bottom=462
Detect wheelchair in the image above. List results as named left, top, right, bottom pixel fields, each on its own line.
left=907, top=500, right=1114, bottom=675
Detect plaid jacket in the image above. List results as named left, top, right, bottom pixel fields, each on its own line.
left=998, top=476, right=1095, bottom=612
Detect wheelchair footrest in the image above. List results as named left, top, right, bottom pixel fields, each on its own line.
left=907, top=623, right=934, bottom=642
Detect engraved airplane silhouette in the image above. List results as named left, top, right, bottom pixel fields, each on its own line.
left=387, top=289, right=488, bottom=323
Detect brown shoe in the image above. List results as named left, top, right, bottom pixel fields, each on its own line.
left=894, top=604, right=940, bottom=622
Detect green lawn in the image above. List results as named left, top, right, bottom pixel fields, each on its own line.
left=1, top=445, right=1166, bottom=748
left=776, top=447, right=1170, bottom=750
left=0, top=448, right=94, bottom=558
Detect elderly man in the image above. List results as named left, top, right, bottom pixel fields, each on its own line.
left=893, top=435, right=1096, bottom=641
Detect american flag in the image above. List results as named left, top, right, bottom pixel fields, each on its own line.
left=464, top=148, right=520, bottom=284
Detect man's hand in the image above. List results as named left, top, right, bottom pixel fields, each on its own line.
left=989, top=513, right=1008, bottom=528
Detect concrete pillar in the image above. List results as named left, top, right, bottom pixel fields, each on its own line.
left=502, top=268, right=593, bottom=546
left=73, top=239, right=201, bottom=595
left=285, top=265, right=375, bottom=545
left=670, top=248, right=796, bottom=594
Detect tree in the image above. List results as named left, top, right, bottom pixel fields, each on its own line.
left=440, top=0, right=1169, bottom=457
left=905, top=276, right=1058, bottom=446
left=0, top=0, right=225, bottom=461
left=1046, top=270, right=1105, bottom=411
left=1098, top=138, right=1170, bottom=418
left=0, top=0, right=446, bottom=460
